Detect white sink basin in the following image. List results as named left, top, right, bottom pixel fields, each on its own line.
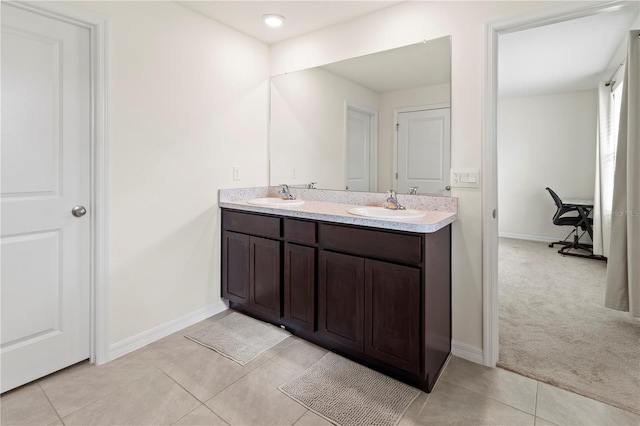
left=246, top=197, right=305, bottom=207
left=348, top=206, right=426, bottom=220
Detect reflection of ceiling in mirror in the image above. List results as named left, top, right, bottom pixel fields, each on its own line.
left=321, top=37, right=451, bottom=93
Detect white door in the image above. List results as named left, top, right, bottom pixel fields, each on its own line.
left=396, top=108, right=451, bottom=194
left=1, top=3, right=91, bottom=393
left=345, top=106, right=376, bottom=191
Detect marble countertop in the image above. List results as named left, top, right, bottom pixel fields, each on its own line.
left=219, top=194, right=457, bottom=234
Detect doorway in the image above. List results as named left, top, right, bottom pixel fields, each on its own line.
left=482, top=0, right=639, bottom=367
left=0, top=1, right=109, bottom=392
left=345, top=103, right=378, bottom=191
left=394, top=105, right=450, bottom=195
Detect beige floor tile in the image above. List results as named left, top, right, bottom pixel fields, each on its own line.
left=536, top=382, right=640, bottom=426
left=38, top=354, right=158, bottom=417
left=172, top=404, right=229, bottom=426
left=206, top=360, right=306, bottom=426
left=0, top=383, right=60, bottom=426
left=416, top=380, right=535, bottom=425
left=134, top=332, right=204, bottom=371
left=293, top=411, right=333, bottom=426
left=535, top=417, right=559, bottom=426
left=441, top=356, right=538, bottom=414
left=62, top=370, right=199, bottom=425
left=261, top=335, right=300, bottom=358
left=270, top=339, right=328, bottom=373
left=397, top=392, right=430, bottom=426
left=164, top=344, right=266, bottom=402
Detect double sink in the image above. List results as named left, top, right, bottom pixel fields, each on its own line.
left=245, top=197, right=427, bottom=220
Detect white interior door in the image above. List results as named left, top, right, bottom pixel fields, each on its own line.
left=396, top=108, right=451, bottom=194
left=345, top=105, right=377, bottom=191
left=1, top=3, right=91, bottom=392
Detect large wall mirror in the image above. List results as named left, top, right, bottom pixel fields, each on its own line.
left=269, top=36, right=451, bottom=195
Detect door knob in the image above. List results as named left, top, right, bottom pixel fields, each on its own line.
left=445, top=186, right=451, bottom=191
left=71, top=205, right=87, bottom=217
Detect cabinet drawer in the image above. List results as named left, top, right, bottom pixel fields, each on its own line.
left=222, top=210, right=280, bottom=239
left=319, top=223, right=422, bottom=264
left=284, top=218, right=317, bottom=244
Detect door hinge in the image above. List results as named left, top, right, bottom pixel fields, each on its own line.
left=396, top=123, right=399, bottom=131
left=395, top=172, right=398, bottom=179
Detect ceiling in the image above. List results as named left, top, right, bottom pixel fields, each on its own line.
left=322, top=36, right=450, bottom=93
left=177, top=1, right=402, bottom=45
left=176, top=1, right=638, bottom=97
left=499, top=3, right=639, bottom=97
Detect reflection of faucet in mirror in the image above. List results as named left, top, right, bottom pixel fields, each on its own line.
left=409, top=187, right=419, bottom=195
left=279, top=184, right=296, bottom=200
left=385, top=190, right=406, bottom=210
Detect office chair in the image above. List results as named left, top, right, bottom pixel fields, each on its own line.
left=545, top=187, right=604, bottom=260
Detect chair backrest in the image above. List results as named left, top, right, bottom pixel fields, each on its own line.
left=546, top=187, right=582, bottom=226
left=545, top=187, right=563, bottom=209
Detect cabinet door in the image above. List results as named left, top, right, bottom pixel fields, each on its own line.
left=318, top=251, right=364, bottom=351
left=250, top=236, right=282, bottom=319
left=222, top=231, right=250, bottom=305
left=365, top=259, right=421, bottom=374
left=284, top=243, right=316, bottom=331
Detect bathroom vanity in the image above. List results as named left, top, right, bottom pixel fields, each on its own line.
left=219, top=188, right=456, bottom=392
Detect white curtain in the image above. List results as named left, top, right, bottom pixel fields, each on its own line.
left=593, top=81, right=623, bottom=257
left=605, top=30, right=640, bottom=317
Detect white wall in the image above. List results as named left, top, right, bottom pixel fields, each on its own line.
left=270, top=67, right=378, bottom=189
left=498, top=90, right=598, bottom=241
left=377, top=83, right=450, bottom=191
left=74, top=1, right=269, bottom=345
left=271, top=1, right=557, bottom=350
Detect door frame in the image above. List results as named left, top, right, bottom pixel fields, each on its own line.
left=344, top=101, right=378, bottom=191
left=392, top=102, right=450, bottom=191
left=482, top=0, right=629, bottom=367
left=6, top=0, right=111, bottom=365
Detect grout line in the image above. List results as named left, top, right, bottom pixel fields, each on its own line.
left=534, top=381, right=539, bottom=417
left=439, top=377, right=537, bottom=418
left=291, top=409, right=309, bottom=425
left=37, top=382, right=66, bottom=425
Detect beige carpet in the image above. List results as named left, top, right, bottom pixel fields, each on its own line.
left=186, top=312, right=290, bottom=365
left=279, top=352, right=420, bottom=426
left=498, top=238, right=640, bottom=414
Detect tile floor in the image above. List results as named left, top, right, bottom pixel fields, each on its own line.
left=2, top=310, right=639, bottom=426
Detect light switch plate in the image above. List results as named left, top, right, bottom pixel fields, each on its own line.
left=232, top=166, right=241, bottom=181
left=450, top=168, right=480, bottom=187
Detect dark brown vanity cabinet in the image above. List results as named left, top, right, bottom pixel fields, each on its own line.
left=365, top=259, right=421, bottom=374
left=318, top=224, right=423, bottom=375
left=221, top=208, right=451, bottom=392
left=283, top=242, right=316, bottom=332
left=221, top=211, right=281, bottom=322
left=318, top=251, right=365, bottom=351
left=282, top=217, right=317, bottom=332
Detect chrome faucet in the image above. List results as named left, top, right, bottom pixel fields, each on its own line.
left=385, top=190, right=405, bottom=210
left=279, top=184, right=296, bottom=200
left=409, top=186, right=419, bottom=195
left=306, top=182, right=317, bottom=189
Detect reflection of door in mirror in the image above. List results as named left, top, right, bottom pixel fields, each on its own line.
left=345, top=104, right=378, bottom=191
left=395, top=106, right=451, bottom=195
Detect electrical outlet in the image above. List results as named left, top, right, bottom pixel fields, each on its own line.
left=232, top=166, right=241, bottom=181
left=291, top=166, right=297, bottom=179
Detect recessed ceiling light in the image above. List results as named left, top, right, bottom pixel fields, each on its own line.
left=263, top=14, right=285, bottom=28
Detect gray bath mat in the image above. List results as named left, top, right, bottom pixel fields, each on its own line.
left=279, top=352, right=420, bottom=426
left=186, top=312, right=290, bottom=365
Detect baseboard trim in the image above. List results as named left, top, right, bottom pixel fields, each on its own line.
left=108, top=300, right=228, bottom=361
left=499, top=232, right=558, bottom=243
left=451, top=339, right=484, bottom=365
